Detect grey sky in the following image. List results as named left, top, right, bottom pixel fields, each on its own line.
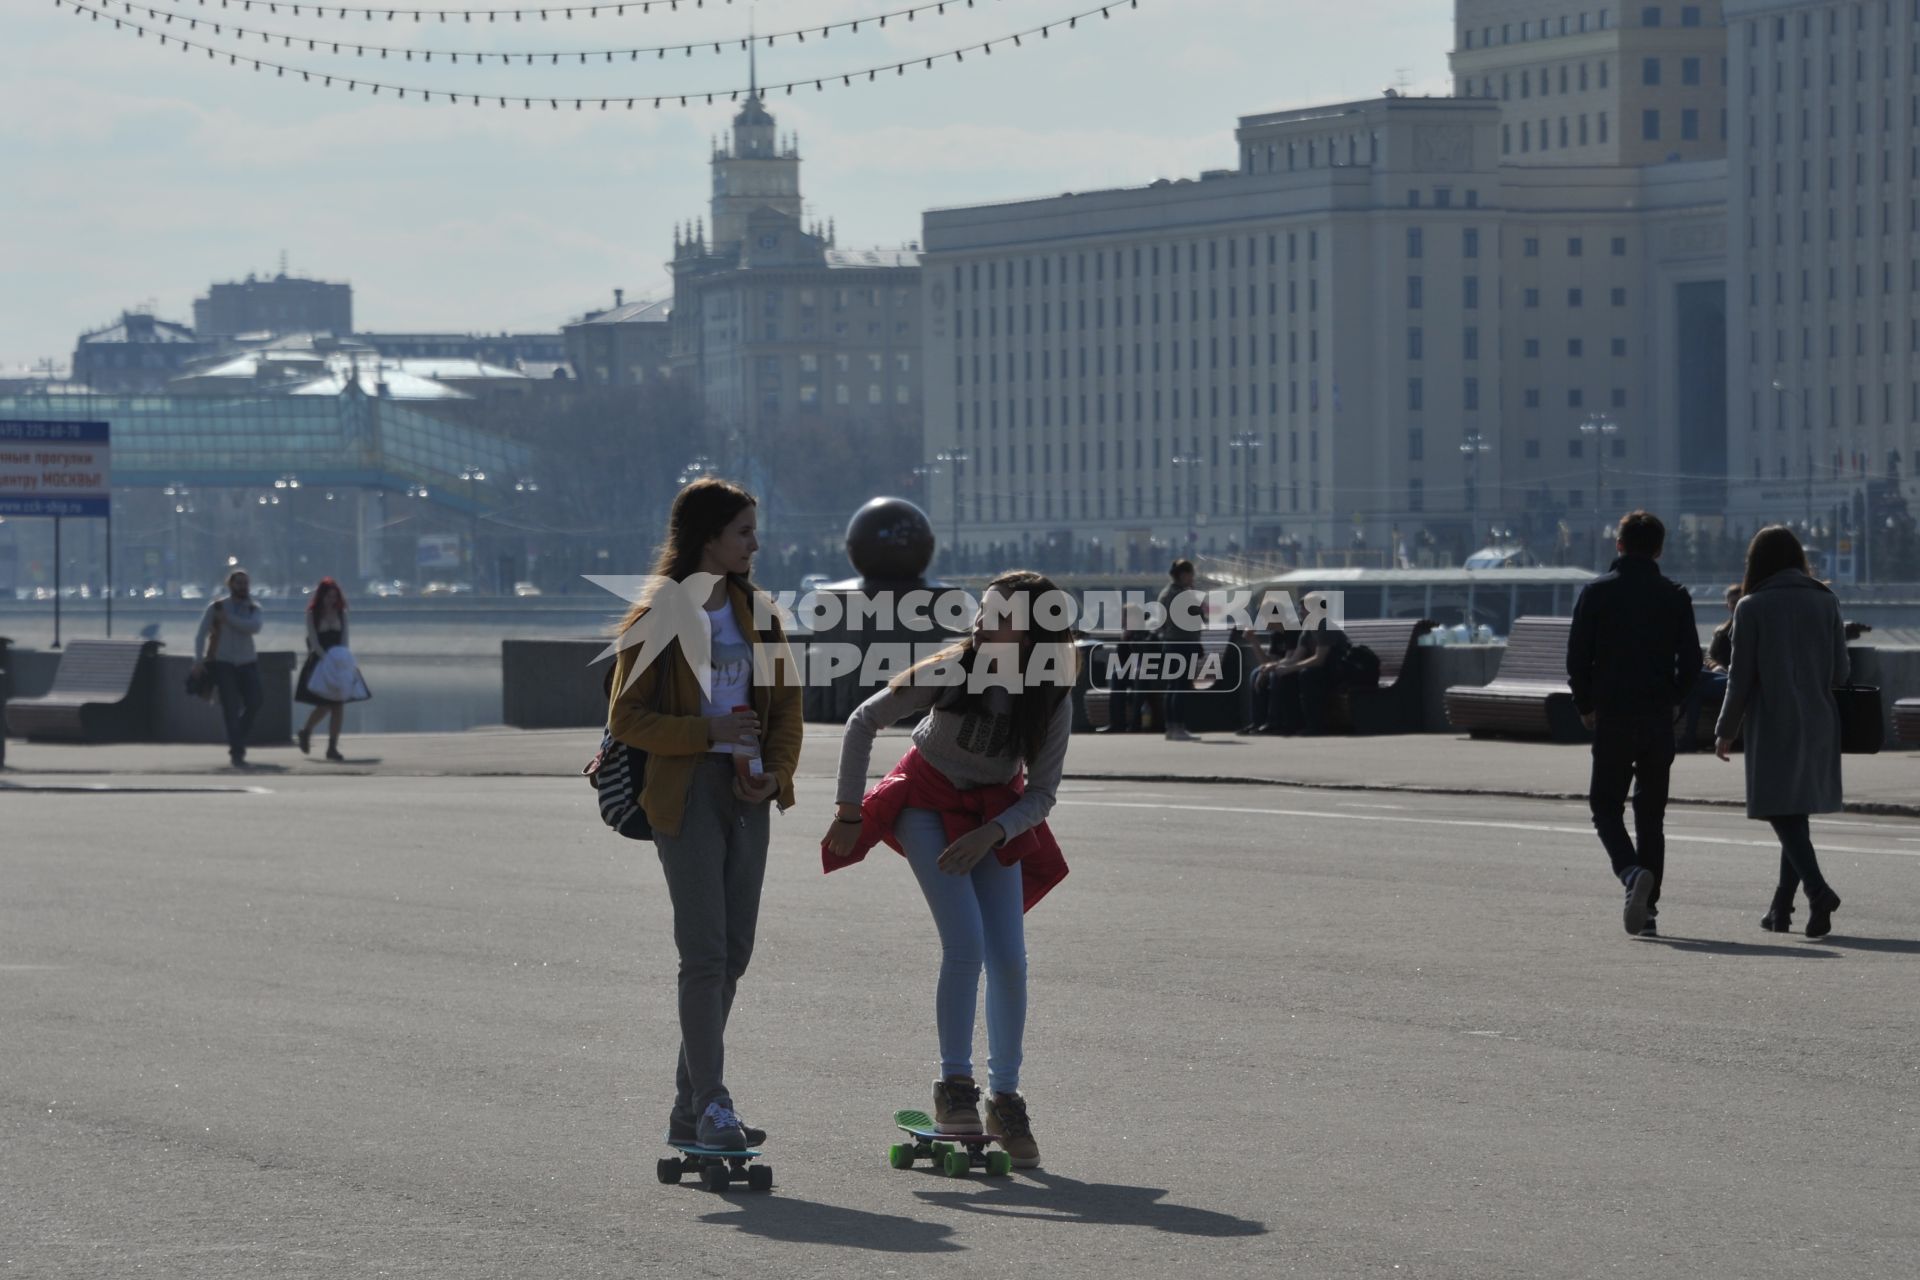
left=1, top=0, right=1455, bottom=373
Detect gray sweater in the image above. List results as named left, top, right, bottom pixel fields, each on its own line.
left=195, top=596, right=264, bottom=665
left=836, top=682, right=1073, bottom=840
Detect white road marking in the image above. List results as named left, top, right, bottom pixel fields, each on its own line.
left=1054, top=799, right=1920, bottom=859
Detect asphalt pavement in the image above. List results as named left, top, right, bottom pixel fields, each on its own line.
left=4, top=757, right=1918, bottom=1278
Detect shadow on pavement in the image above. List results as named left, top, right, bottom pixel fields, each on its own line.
left=1815, top=936, right=1920, bottom=954
left=1643, top=936, right=1838, bottom=959
left=914, top=1170, right=1267, bottom=1238
left=696, top=1195, right=962, bottom=1253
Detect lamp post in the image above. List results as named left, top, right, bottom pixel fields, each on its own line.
left=1460, top=429, right=1490, bottom=526
left=1577, top=413, right=1619, bottom=570
left=936, top=448, right=969, bottom=565
left=1171, top=448, right=1204, bottom=550
left=513, top=478, right=540, bottom=587
left=163, top=483, right=193, bottom=593
left=459, top=467, right=486, bottom=592
left=1229, top=430, right=1261, bottom=559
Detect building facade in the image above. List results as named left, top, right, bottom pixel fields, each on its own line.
left=71, top=311, right=208, bottom=393
left=669, top=90, right=922, bottom=519
left=1724, top=0, right=1920, bottom=559
left=194, top=273, right=353, bottom=341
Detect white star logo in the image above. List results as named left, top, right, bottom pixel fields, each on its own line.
left=587, top=572, right=726, bottom=699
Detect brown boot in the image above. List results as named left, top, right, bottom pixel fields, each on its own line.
left=932, top=1075, right=983, bottom=1134
left=985, top=1091, right=1040, bottom=1168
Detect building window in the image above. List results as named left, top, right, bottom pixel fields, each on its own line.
left=1569, top=288, right=1584, bottom=307
left=1526, top=388, right=1542, bottom=408
left=1524, top=236, right=1540, bottom=257
left=1409, top=478, right=1425, bottom=512
left=1568, top=237, right=1584, bottom=257
left=1463, top=227, right=1480, bottom=258
left=1409, top=327, right=1424, bottom=360
left=1525, top=439, right=1541, bottom=459
left=1524, top=338, right=1541, bottom=358
left=1682, top=56, right=1702, bottom=85
left=1642, top=5, right=1662, bottom=26
left=1643, top=57, right=1662, bottom=86
left=1611, top=236, right=1628, bottom=256
left=1407, top=227, right=1424, bottom=258
left=1464, top=276, right=1480, bottom=309
left=1611, top=287, right=1628, bottom=306
left=1408, top=276, right=1424, bottom=309
left=1409, top=428, right=1424, bottom=460
left=1524, top=288, right=1541, bottom=308
left=1682, top=109, right=1700, bottom=140
left=1643, top=109, right=1662, bottom=140
left=1409, top=378, right=1424, bottom=411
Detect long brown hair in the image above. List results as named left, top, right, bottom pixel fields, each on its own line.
left=1740, top=524, right=1811, bottom=595
left=891, top=568, right=1078, bottom=765
left=617, top=476, right=759, bottom=635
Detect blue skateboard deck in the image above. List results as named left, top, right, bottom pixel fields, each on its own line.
left=660, top=1140, right=771, bottom=1192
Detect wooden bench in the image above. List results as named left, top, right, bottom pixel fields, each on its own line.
left=1443, top=616, right=1585, bottom=741
left=1895, top=697, right=1920, bottom=748
left=7, top=639, right=162, bottom=742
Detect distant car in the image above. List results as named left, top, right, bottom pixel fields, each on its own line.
left=447, top=581, right=475, bottom=595
left=513, top=581, right=543, bottom=597
left=421, top=581, right=454, bottom=597
left=366, top=579, right=406, bottom=598
left=142, top=585, right=165, bottom=599
left=178, top=583, right=206, bottom=600
left=799, top=573, right=832, bottom=594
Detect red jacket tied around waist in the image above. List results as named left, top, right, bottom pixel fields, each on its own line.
left=820, top=746, right=1069, bottom=912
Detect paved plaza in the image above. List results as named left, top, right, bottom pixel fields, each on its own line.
left=3, top=731, right=1917, bottom=1278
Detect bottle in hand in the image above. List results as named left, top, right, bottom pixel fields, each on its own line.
left=732, top=704, right=764, bottom=780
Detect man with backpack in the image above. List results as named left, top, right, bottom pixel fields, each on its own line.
left=1269, top=593, right=1352, bottom=737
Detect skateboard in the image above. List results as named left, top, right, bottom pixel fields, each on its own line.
left=658, top=1141, right=773, bottom=1193
left=887, top=1109, right=1014, bottom=1178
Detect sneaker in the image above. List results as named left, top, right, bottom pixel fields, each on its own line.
left=325, top=748, right=346, bottom=763
left=671, top=1104, right=765, bottom=1147
left=695, top=1099, right=748, bottom=1151
left=1622, top=867, right=1656, bottom=936
left=1638, top=920, right=1659, bottom=938
left=932, top=1075, right=983, bottom=1135
left=1164, top=726, right=1198, bottom=742
left=984, top=1091, right=1040, bottom=1168
left=229, top=749, right=248, bottom=769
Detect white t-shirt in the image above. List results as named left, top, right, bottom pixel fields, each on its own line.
left=700, top=603, right=755, bottom=753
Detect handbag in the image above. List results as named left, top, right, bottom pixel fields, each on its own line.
left=185, top=608, right=221, bottom=701
left=308, top=645, right=372, bottom=704
left=1834, top=684, right=1884, bottom=755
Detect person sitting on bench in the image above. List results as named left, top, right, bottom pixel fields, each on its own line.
left=1268, top=594, right=1350, bottom=737
left=1239, top=621, right=1303, bottom=735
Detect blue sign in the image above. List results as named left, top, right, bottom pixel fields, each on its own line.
left=0, top=419, right=111, bottom=519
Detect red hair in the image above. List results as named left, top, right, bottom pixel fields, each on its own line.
left=307, top=576, right=348, bottom=616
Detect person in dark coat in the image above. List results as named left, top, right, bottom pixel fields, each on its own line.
left=1713, top=525, right=1852, bottom=938
left=1567, top=511, right=1702, bottom=937
left=1677, top=583, right=1740, bottom=751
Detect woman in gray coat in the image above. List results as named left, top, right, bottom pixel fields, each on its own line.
left=1713, top=525, right=1851, bottom=938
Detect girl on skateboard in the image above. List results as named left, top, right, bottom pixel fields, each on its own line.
left=608, top=478, right=804, bottom=1152
left=822, top=570, right=1076, bottom=1168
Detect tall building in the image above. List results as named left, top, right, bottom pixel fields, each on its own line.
left=1452, top=2, right=1731, bottom=166
left=923, top=94, right=1730, bottom=566
left=71, top=310, right=207, bottom=393
left=669, top=85, right=922, bottom=516
left=194, top=272, right=353, bottom=341
left=1724, top=0, right=1919, bottom=554
left=563, top=290, right=673, bottom=388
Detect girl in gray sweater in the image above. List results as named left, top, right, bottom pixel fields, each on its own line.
left=823, top=570, right=1076, bottom=1169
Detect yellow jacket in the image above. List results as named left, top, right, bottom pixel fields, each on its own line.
left=606, top=580, right=804, bottom=838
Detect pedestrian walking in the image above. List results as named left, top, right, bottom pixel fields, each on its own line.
left=192, top=567, right=266, bottom=769
left=1677, top=583, right=1740, bottom=751
left=607, top=478, right=803, bottom=1152
left=822, top=569, right=1076, bottom=1169
left=1713, top=525, right=1851, bottom=938
left=295, top=576, right=352, bottom=762
left=1567, top=511, right=1702, bottom=937
left=1155, top=559, right=1205, bottom=741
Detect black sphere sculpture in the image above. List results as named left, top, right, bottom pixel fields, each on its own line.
left=844, top=497, right=936, bottom=588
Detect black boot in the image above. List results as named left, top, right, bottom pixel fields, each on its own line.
left=1805, top=890, right=1841, bottom=939
left=1759, top=888, right=1795, bottom=933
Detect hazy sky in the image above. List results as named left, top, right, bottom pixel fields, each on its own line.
left=1, top=0, right=1455, bottom=373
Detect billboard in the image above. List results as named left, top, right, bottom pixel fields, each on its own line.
left=417, top=533, right=463, bottom=570
left=0, top=420, right=111, bottom=518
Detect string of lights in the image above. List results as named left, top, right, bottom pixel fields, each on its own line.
left=113, top=0, right=996, bottom=62
left=57, top=0, right=1137, bottom=107
left=144, top=0, right=741, bottom=21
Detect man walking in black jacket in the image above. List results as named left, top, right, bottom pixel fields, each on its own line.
left=1567, top=511, right=1702, bottom=937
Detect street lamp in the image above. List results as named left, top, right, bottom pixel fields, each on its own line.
left=1460, top=430, right=1490, bottom=522
left=459, top=467, right=486, bottom=592
left=1229, top=431, right=1261, bottom=560
left=936, top=448, right=969, bottom=564
left=162, top=483, right=194, bottom=592
left=1171, top=448, right=1204, bottom=550
left=1577, top=413, right=1619, bottom=570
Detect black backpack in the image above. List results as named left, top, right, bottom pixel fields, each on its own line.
left=586, top=643, right=671, bottom=842
left=1341, top=644, right=1382, bottom=689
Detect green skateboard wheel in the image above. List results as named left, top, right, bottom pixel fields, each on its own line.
left=985, top=1151, right=1013, bottom=1177
left=931, top=1141, right=953, bottom=1158
left=942, top=1149, right=969, bottom=1177
left=888, top=1142, right=915, bottom=1169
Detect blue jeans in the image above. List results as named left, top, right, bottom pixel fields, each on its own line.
left=896, top=807, right=1028, bottom=1096
left=1681, top=669, right=1728, bottom=746
left=211, top=661, right=263, bottom=756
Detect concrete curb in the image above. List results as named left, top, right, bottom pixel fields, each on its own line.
left=1060, top=770, right=1920, bottom=820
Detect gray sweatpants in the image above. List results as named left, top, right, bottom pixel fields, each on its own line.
left=654, top=757, right=771, bottom=1115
